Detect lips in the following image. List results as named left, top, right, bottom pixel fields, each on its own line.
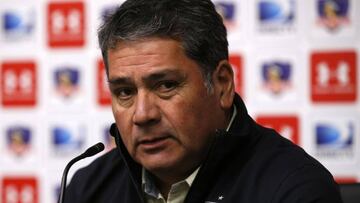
left=138, top=135, right=172, bottom=152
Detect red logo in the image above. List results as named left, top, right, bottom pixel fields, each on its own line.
left=256, top=115, right=299, bottom=145
left=311, top=51, right=357, bottom=102
left=229, top=54, right=243, bottom=96
left=47, top=2, right=85, bottom=47
left=335, top=177, right=358, bottom=184
left=97, top=59, right=111, bottom=105
left=1, top=177, right=38, bottom=203
left=1, top=61, right=37, bottom=107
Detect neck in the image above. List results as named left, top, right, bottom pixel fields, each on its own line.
left=155, top=178, right=172, bottom=199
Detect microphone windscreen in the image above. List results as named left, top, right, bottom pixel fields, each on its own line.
left=83, top=142, right=105, bottom=157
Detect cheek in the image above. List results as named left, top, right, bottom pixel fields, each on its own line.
left=112, top=101, right=132, bottom=132
left=164, top=96, right=214, bottom=142
left=112, top=106, right=135, bottom=152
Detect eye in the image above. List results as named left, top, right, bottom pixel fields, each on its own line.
left=114, top=87, right=135, bottom=100
left=157, top=81, right=178, bottom=93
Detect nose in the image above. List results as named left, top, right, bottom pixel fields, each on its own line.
left=132, top=91, right=161, bottom=127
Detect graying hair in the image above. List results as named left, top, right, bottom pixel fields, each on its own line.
left=98, top=0, right=229, bottom=90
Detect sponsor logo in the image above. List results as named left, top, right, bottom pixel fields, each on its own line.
left=47, top=2, right=85, bottom=47
left=315, top=120, right=354, bottom=159
left=6, top=126, right=32, bottom=157
left=1, top=177, right=38, bottom=203
left=2, top=7, right=35, bottom=40
left=229, top=54, right=243, bottom=96
left=261, top=60, right=292, bottom=96
left=97, top=59, right=111, bottom=105
left=317, top=0, right=350, bottom=32
left=334, top=177, right=358, bottom=184
left=1, top=61, right=37, bottom=107
left=54, top=67, right=80, bottom=98
left=311, top=51, right=357, bottom=102
left=256, top=115, right=299, bottom=144
left=51, top=125, right=85, bottom=155
left=215, top=1, right=236, bottom=29
left=257, top=0, right=295, bottom=32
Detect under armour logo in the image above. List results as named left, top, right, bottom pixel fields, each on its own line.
left=316, top=61, right=350, bottom=86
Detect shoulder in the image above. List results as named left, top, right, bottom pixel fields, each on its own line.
left=64, top=148, right=127, bottom=202
left=252, top=126, right=342, bottom=202
left=253, top=125, right=320, bottom=168
left=72, top=148, right=123, bottom=182
left=271, top=163, right=342, bottom=203
left=251, top=125, right=329, bottom=180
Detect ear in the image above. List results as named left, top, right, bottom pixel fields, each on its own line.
left=212, top=60, right=235, bottom=109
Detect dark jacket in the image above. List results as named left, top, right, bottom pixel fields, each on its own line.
left=65, top=95, right=343, bottom=203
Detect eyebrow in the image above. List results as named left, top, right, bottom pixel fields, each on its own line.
left=143, top=69, right=184, bottom=83
left=108, top=69, right=185, bottom=86
left=108, top=77, right=133, bottom=86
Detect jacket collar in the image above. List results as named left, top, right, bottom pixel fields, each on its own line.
left=110, top=123, right=144, bottom=202
left=228, top=93, right=253, bottom=137
left=185, top=94, right=260, bottom=202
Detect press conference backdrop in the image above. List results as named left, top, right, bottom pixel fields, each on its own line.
left=0, top=0, right=359, bottom=202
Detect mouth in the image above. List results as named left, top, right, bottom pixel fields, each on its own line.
left=138, top=136, right=172, bottom=152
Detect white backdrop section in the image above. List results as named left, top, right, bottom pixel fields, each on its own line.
left=0, top=0, right=359, bottom=202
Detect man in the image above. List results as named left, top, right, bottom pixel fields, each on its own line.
left=65, top=0, right=343, bottom=202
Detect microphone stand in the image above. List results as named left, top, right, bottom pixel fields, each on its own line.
left=58, top=142, right=105, bottom=203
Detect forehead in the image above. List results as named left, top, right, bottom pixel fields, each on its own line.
left=108, top=38, right=183, bottom=60
left=107, top=37, right=200, bottom=78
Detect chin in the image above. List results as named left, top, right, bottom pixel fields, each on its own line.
left=141, top=155, right=183, bottom=173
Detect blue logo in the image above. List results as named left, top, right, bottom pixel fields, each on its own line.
left=262, top=61, right=292, bottom=95
left=215, top=2, right=236, bottom=26
left=317, top=0, right=349, bottom=31
left=316, top=122, right=353, bottom=149
left=6, top=126, right=32, bottom=156
left=54, top=67, right=80, bottom=98
left=258, top=0, right=295, bottom=32
left=2, top=9, right=34, bottom=40
left=52, top=126, right=85, bottom=154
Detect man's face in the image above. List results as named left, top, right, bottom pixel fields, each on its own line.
left=107, top=38, right=228, bottom=178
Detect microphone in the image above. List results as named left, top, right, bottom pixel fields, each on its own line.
left=58, top=142, right=105, bottom=203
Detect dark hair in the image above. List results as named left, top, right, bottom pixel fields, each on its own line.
left=98, top=0, right=228, bottom=87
